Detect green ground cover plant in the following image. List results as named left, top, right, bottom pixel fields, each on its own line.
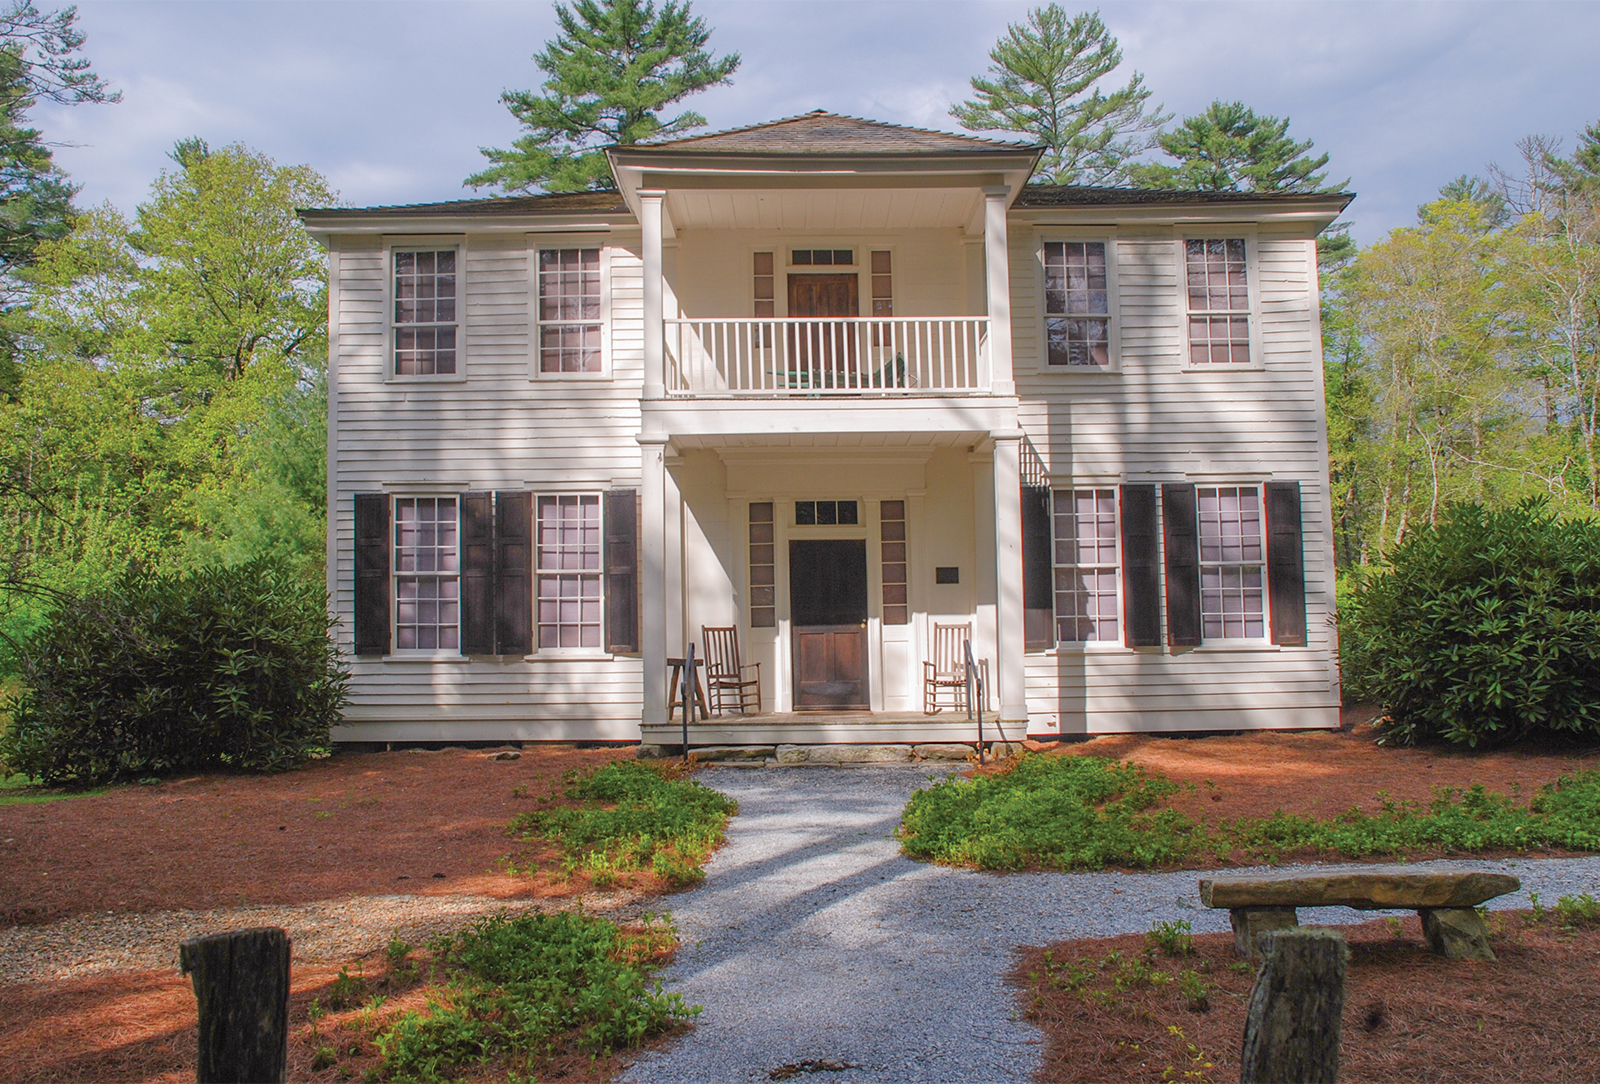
left=899, top=753, right=1600, bottom=871
left=508, top=760, right=737, bottom=888
left=0, top=772, right=108, bottom=806
left=373, top=911, right=694, bottom=1082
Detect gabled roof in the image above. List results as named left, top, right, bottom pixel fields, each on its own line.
left=642, top=109, right=1039, bottom=155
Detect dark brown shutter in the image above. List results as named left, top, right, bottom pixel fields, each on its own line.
left=1120, top=485, right=1162, bottom=647
left=1022, top=485, right=1054, bottom=650
left=1162, top=483, right=1202, bottom=647
left=353, top=493, right=390, bottom=656
left=495, top=492, right=533, bottom=656
left=605, top=488, right=639, bottom=653
left=1265, top=480, right=1308, bottom=646
left=459, top=492, right=495, bottom=655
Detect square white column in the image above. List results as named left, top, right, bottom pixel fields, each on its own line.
left=991, top=430, right=1029, bottom=726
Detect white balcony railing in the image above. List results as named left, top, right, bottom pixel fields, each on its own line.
left=664, top=317, right=990, bottom=397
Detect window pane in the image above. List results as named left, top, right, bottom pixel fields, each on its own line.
left=536, top=494, right=603, bottom=650
left=1052, top=488, right=1119, bottom=642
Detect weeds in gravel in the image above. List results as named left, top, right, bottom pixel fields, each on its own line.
left=371, top=910, right=694, bottom=1082
left=507, top=760, right=736, bottom=888
left=898, top=754, right=1600, bottom=871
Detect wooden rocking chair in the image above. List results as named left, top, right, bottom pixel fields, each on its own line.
left=923, top=622, right=989, bottom=715
left=701, top=626, right=762, bottom=715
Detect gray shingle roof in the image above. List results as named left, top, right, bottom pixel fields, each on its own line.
left=1018, top=185, right=1355, bottom=208
left=639, top=110, right=1039, bottom=154
left=298, top=191, right=628, bottom=220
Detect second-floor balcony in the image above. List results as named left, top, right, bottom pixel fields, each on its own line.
left=664, top=316, right=991, bottom=397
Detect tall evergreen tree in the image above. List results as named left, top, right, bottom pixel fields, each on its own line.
left=1129, top=100, right=1342, bottom=193
left=950, top=5, right=1167, bottom=186
left=468, top=0, right=738, bottom=193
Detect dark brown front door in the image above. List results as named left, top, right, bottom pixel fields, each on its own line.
left=788, top=273, right=858, bottom=385
left=790, top=539, right=869, bottom=710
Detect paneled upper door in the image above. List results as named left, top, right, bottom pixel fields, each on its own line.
left=787, top=273, right=859, bottom=384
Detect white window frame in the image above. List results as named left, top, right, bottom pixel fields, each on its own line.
left=532, top=491, right=607, bottom=655
left=528, top=237, right=611, bottom=380
left=384, top=235, right=467, bottom=384
left=390, top=494, right=464, bottom=658
left=1196, top=483, right=1269, bottom=643
left=1050, top=486, right=1123, bottom=650
left=1178, top=229, right=1264, bottom=373
left=1035, top=229, right=1120, bottom=373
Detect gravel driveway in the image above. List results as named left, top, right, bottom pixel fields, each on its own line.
left=621, top=763, right=1600, bottom=1084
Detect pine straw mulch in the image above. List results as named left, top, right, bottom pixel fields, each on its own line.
left=1, top=744, right=691, bottom=1083
left=1015, top=909, right=1600, bottom=1083
left=1, top=924, right=686, bottom=1084
left=2, top=744, right=653, bottom=928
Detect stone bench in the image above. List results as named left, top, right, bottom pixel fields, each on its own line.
left=1198, top=867, right=1521, bottom=962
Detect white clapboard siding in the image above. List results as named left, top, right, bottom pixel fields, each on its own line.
left=1011, top=221, right=1340, bottom=734
left=331, top=232, right=647, bottom=740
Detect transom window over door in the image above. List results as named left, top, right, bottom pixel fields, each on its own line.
left=1185, top=239, right=1251, bottom=364
left=394, top=497, right=459, bottom=650
left=393, top=250, right=458, bottom=375
left=1198, top=486, right=1265, bottom=638
left=536, top=495, right=602, bottom=648
left=1053, top=488, right=1119, bottom=642
left=537, top=248, right=602, bottom=374
left=1044, top=241, right=1109, bottom=366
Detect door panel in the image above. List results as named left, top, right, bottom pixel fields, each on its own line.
left=787, top=273, right=859, bottom=384
left=789, top=539, right=869, bottom=710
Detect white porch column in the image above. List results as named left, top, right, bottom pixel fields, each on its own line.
left=640, top=189, right=666, bottom=400
left=983, top=185, right=1015, bottom=397
left=639, top=435, right=670, bottom=724
left=991, top=430, right=1029, bottom=726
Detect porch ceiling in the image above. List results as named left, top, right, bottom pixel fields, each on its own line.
left=670, top=430, right=985, bottom=452
left=664, top=186, right=986, bottom=233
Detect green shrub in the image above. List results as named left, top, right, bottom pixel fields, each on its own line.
left=0, top=557, right=346, bottom=785
left=509, top=760, right=737, bottom=888
left=375, top=911, right=694, bottom=1081
left=1340, top=500, right=1600, bottom=747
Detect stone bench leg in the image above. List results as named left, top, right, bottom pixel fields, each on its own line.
left=1231, top=908, right=1299, bottom=960
left=1418, top=907, right=1496, bottom=961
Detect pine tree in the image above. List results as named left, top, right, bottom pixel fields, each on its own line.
left=950, top=5, right=1167, bottom=186
left=1129, top=100, right=1342, bottom=193
left=468, top=0, right=738, bottom=194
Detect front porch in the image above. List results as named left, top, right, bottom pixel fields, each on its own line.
left=639, top=709, right=1027, bottom=749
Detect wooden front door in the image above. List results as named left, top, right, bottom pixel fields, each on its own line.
left=787, top=273, right=858, bottom=384
left=789, top=539, right=869, bottom=710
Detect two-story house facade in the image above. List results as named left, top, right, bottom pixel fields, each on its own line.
left=300, top=111, right=1350, bottom=747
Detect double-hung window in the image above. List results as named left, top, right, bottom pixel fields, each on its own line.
left=536, top=494, right=602, bottom=648
left=1198, top=486, right=1265, bottom=639
left=1053, top=488, right=1119, bottom=642
left=392, top=249, right=458, bottom=376
left=536, top=248, right=602, bottom=374
left=393, top=497, right=460, bottom=650
left=1044, top=241, right=1110, bottom=367
left=1185, top=239, right=1252, bottom=365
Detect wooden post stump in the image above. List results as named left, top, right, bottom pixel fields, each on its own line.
left=1240, top=927, right=1347, bottom=1084
left=179, top=927, right=290, bottom=1084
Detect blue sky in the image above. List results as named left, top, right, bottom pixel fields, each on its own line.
left=33, top=0, right=1600, bottom=245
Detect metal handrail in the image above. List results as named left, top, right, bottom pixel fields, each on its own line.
left=681, top=642, right=698, bottom=763
left=965, top=638, right=985, bottom=766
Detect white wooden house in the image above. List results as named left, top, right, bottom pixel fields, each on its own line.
left=299, top=111, right=1351, bottom=747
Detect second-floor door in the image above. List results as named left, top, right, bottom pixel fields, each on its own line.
left=788, top=273, right=858, bottom=385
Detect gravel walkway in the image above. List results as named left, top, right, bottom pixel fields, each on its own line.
left=621, top=764, right=1600, bottom=1084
